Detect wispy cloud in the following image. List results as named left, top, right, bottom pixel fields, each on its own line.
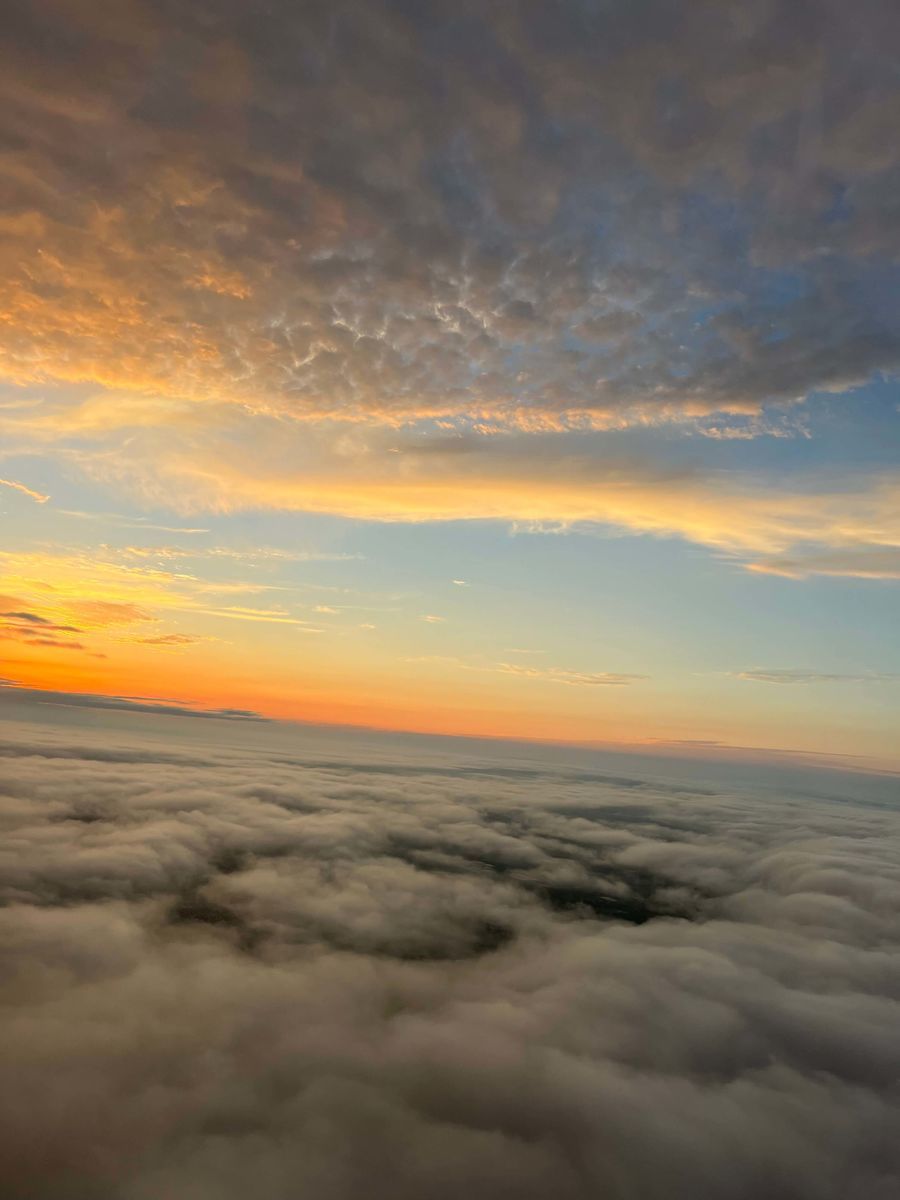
left=407, top=656, right=645, bottom=687
left=493, top=664, right=646, bottom=687
left=0, top=605, right=107, bottom=657
left=132, top=633, right=209, bottom=647
left=746, top=548, right=900, bottom=581
left=0, top=551, right=326, bottom=658
left=735, top=670, right=900, bottom=685
left=113, top=545, right=362, bottom=565
left=58, top=511, right=210, bottom=534
left=36, top=413, right=897, bottom=577
left=0, top=680, right=266, bottom=721
left=0, top=477, right=49, bottom=504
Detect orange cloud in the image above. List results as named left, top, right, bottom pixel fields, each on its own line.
left=68, top=600, right=154, bottom=628
left=746, top=548, right=900, bottom=580
left=85, top=425, right=897, bottom=565
left=0, top=477, right=49, bottom=503
left=133, top=632, right=202, bottom=644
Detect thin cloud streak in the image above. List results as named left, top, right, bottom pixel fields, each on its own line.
left=0, top=477, right=49, bottom=504
left=0, top=680, right=267, bottom=721
left=736, top=670, right=900, bottom=685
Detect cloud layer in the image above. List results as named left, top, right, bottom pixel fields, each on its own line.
left=2, top=0, right=899, bottom=429
left=1, top=716, right=899, bottom=1199
left=2, top=0, right=898, bottom=578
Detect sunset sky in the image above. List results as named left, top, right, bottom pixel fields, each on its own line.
left=1, top=0, right=898, bottom=765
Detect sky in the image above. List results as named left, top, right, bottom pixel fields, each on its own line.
left=1, top=0, right=899, bottom=765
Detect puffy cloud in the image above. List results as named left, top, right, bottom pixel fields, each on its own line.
left=0, top=0, right=898, bottom=434
left=0, top=714, right=899, bottom=1197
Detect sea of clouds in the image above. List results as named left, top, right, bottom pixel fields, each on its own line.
left=1, top=713, right=899, bottom=1200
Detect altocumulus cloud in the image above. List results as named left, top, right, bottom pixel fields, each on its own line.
left=1, top=716, right=899, bottom=1199
left=2, top=0, right=898, bottom=426
left=2, top=0, right=899, bottom=572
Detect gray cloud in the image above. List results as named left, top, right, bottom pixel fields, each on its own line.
left=1, top=0, right=898, bottom=431
left=0, top=716, right=899, bottom=1198
left=736, top=669, right=900, bottom=685
left=0, top=681, right=268, bottom=722
left=1, top=611, right=67, bottom=626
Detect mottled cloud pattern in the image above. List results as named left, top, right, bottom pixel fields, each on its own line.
left=2, top=0, right=899, bottom=571
left=2, top=0, right=898, bottom=424
left=1, top=715, right=899, bottom=1199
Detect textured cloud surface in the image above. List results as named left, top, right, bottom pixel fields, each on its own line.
left=2, top=0, right=899, bottom=577
left=3, top=0, right=898, bottom=425
left=2, top=714, right=899, bottom=1199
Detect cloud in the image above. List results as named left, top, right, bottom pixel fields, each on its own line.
left=0, top=549, right=333, bottom=658
left=0, top=715, right=899, bottom=1198
left=0, top=0, right=898, bottom=439
left=0, top=610, right=79, bottom=631
left=0, top=630, right=90, bottom=651
left=67, top=599, right=155, bottom=627
left=0, top=607, right=90, bottom=652
left=493, top=664, right=645, bottom=687
left=0, top=681, right=267, bottom=721
left=0, top=0, right=897, bottom=577
left=746, top=548, right=900, bottom=580
left=735, top=670, right=900, bottom=685
left=132, top=633, right=206, bottom=647
left=59, top=511, right=211, bottom=534
left=407, top=655, right=645, bottom=687
left=115, top=545, right=363, bottom=565
left=38, top=407, right=898, bottom=572
left=0, top=477, right=49, bottom=503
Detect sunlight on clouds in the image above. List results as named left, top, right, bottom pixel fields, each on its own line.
left=0, top=476, right=49, bottom=503
left=71, top=424, right=897, bottom=568
left=406, top=655, right=646, bottom=688
left=746, top=548, right=900, bottom=581
left=0, top=548, right=321, bottom=657
left=2, top=1, right=898, bottom=433
left=0, top=0, right=897, bottom=766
